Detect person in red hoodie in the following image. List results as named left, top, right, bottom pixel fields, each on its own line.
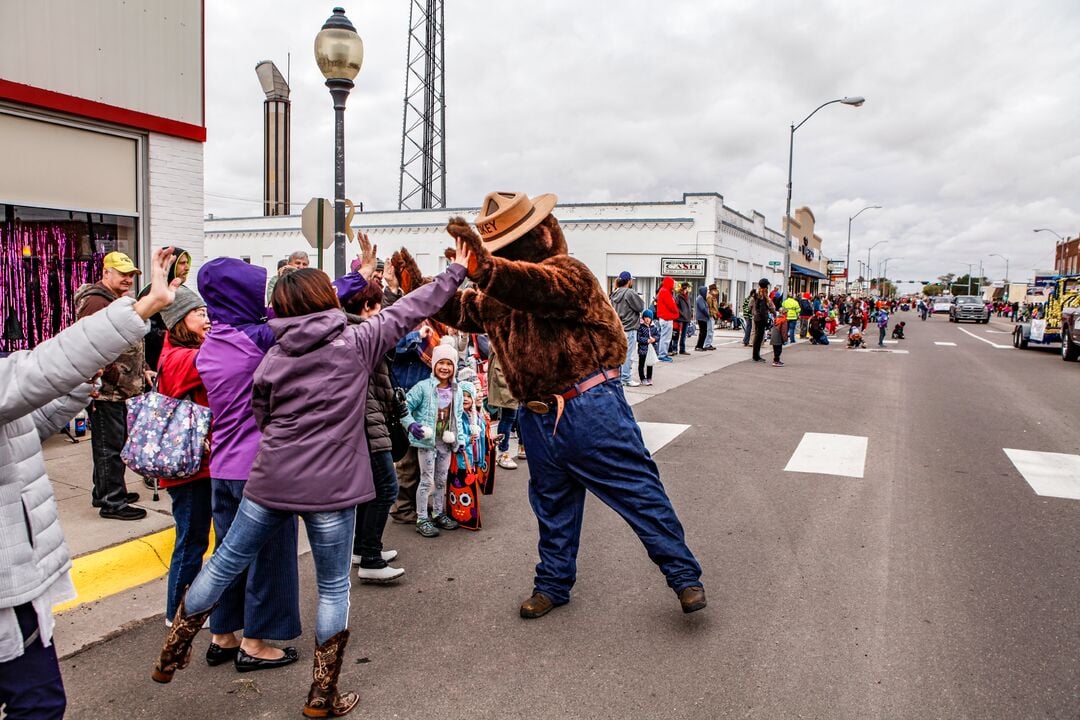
left=654, top=276, right=679, bottom=362
left=155, top=287, right=220, bottom=636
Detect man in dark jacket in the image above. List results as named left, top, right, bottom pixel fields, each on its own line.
left=609, top=271, right=644, bottom=385
left=74, top=252, right=150, bottom=521
left=798, top=292, right=814, bottom=338
left=675, top=283, right=694, bottom=355
left=694, top=286, right=713, bottom=351
left=751, top=278, right=774, bottom=363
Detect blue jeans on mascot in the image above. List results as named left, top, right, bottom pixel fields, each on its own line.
left=519, top=374, right=702, bottom=606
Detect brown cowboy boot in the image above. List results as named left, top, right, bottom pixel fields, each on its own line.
left=151, top=598, right=213, bottom=683
left=302, top=629, right=360, bottom=718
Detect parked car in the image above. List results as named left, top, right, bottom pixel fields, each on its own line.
left=931, top=297, right=952, bottom=314
left=949, top=295, right=990, bottom=323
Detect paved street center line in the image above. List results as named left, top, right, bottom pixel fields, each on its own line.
left=957, top=327, right=1012, bottom=349
left=1003, top=449, right=1080, bottom=501
left=784, top=433, right=868, bottom=478
left=934, top=341, right=957, bottom=346
left=853, top=348, right=910, bottom=354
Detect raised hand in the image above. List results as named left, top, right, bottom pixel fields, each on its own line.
left=356, top=231, right=378, bottom=281
left=390, top=248, right=426, bottom=294
left=445, top=216, right=492, bottom=284
left=133, top=247, right=180, bottom=320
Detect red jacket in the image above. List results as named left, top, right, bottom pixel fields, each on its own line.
left=655, top=277, right=680, bottom=321
left=156, top=335, right=211, bottom=487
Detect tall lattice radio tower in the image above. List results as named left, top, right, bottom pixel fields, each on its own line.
left=397, top=0, right=446, bottom=209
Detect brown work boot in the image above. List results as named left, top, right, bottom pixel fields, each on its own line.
left=678, top=586, right=707, bottom=614
left=303, top=630, right=360, bottom=718
left=152, top=597, right=214, bottom=683
left=519, top=591, right=558, bottom=619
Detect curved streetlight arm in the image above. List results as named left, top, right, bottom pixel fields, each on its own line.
left=850, top=204, right=882, bottom=222
left=844, top=205, right=881, bottom=293
left=1033, top=228, right=1065, bottom=241
left=793, top=96, right=863, bottom=133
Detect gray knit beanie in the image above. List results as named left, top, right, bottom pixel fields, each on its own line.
left=160, top=285, right=205, bottom=330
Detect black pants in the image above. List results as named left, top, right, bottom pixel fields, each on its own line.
left=637, top=353, right=653, bottom=381
left=772, top=344, right=783, bottom=362
left=354, top=450, right=399, bottom=565
left=751, top=320, right=767, bottom=360
left=88, top=399, right=131, bottom=511
left=695, top=321, right=708, bottom=349
left=0, top=604, right=66, bottom=719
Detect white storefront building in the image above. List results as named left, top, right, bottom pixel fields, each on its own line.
left=0, top=0, right=204, bottom=349
left=205, top=193, right=787, bottom=309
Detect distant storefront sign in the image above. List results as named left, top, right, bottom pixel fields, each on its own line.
left=660, top=257, right=706, bottom=277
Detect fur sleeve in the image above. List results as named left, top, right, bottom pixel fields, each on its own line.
left=476, top=255, right=593, bottom=319
left=431, top=288, right=489, bottom=334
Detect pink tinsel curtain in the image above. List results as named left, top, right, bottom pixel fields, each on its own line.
left=1, top=221, right=107, bottom=351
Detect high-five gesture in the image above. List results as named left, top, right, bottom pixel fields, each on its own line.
left=355, top=231, right=378, bottom=281
left=133, top=247, right=182, bottom=320
left=445, top=216, right=493, bottom=284
left=390, top=248, right=426, bottom=294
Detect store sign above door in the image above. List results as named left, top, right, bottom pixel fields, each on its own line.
left=660, top=257, right=706, bottom=277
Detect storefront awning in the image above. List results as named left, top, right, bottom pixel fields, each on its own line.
left=790, top=263, right=828, bottom=280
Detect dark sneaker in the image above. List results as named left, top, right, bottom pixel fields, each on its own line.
left=679, top=586, right=707, bottom=614
left=772, top=361, right=785, bottom=367
left=100, top=505, right=147, bottom=521
left=519, top=592, right=560, bottom=619
left=415, top=518, right=440, bottom=538
left=92, top=492, right=139, bottom=508
left=432, top=513, right=458, bottom=531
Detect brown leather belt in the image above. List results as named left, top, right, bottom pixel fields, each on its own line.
left=525, top=368, right=621, bottom=415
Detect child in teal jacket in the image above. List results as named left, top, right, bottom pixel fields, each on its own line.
left=401, top=343, right=463, bottom=537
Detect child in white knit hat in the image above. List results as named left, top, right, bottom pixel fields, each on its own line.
left=401, top=342, right=463, bottom=537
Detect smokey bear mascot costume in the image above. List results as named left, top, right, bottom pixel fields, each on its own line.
left=392, top=191, right=705, bottom=618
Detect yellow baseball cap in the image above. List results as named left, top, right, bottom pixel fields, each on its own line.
left=102, top=252, right=141, bottom=274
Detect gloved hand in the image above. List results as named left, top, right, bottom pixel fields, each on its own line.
left=408, top=423, right=425, bottom=440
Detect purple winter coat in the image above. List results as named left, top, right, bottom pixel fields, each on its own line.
left=245, top=264, right=466, bottom=512
left=196, top=259, right=278, bottom=481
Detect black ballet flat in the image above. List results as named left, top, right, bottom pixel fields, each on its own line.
left=205, top=643, right=241, bottom=666
left=234, top=646, right=299, bottom=673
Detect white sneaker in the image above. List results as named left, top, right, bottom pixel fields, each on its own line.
left=353, top=549, right=399, bottom=565
left=497, top=453, right=518, bottom=470
left=627, top=380, right=641, bottom=387
left=356, top=565, right=405, bottom=584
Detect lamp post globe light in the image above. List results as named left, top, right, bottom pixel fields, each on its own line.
left=315, top=7, right=364, bottom=278
left=782, top=96, right=865, bottom=294
left=846, top=204, right=881, bottom=293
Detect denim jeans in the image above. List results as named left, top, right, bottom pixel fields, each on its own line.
left=209, top=479, right=301, bottom=639
left=704, top=318, right=715, bottom=348
left=187, top=497, right=353, bottom=645
left=88, top=400, right=131, bottom=511
left=496, top=407, right=518, bottom=452
left=676, top=322, right=689, bottom=354
left=166, top=480, right=213, bottom=620
left=742, top=317, right=753, bottom=345
left=519, top=378, right=702, bottom=604
left=879, top=327, right=887, bottom=346
left=0, top=604, right=66, bottom=719
left=787, top=319, right=797, bottom=343
left=657, top=320, right=673, bottom=359
left=620, top=329, right=635, bottom=382
left=353, top=450, right=398, bottom=564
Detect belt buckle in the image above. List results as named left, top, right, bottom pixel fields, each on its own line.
left=526, top=400, right=550, bottom=414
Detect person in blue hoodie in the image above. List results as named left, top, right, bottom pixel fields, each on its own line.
left=694, top=285, right=711, bottom=351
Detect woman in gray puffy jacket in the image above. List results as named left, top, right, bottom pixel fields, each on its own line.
left=0, top=248, right=179, bottom=719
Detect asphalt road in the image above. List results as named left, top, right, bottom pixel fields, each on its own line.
left=60, top=312, right=1080, bottom=719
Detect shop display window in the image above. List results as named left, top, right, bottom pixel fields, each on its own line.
left=1, top=204, right=137, bottom=350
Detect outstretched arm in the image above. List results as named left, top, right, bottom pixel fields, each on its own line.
left=391, top=247, right=487, bottom=333
left=444, top=217, right=591, bottom=319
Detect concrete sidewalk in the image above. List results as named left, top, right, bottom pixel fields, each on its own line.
left=47, top=328, right=757, bottom=657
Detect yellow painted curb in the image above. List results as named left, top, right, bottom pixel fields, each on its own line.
left=54, top=526, right=214, bottom=614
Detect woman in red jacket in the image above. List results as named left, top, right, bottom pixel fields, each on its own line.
left=654, top=276, right=679, bottom=362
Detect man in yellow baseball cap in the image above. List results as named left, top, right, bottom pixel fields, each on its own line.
left=102, top=251, right=141, bottom=275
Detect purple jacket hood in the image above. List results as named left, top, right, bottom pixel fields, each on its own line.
left=198, top=258, right=275, bottom=352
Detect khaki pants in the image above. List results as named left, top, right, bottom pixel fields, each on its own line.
left=389, top=446, right=420, bottom=523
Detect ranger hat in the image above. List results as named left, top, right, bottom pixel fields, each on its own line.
left=473, top=191, right=558, bottom=253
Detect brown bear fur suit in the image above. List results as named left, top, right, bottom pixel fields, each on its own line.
left=392, top=213, right=627, bottom=401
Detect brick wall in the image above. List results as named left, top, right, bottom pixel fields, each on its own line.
left=148, top=133, right=204, bottom=287
left=1055, top=237, right=1079, bottom=276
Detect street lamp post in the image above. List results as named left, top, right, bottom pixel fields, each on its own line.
left=1033, top=228, right=1065, bottom=241
left=866, top=240, right=887, bottom=297
left=315, top=7, right=364, bottom=278
left=782, top=96, right=865, bottom=294
left=846, top=204, right=881, bottom=293
left=990, top=253, right=1009, bottom=284
left=880, top=257, right=902, bottom=298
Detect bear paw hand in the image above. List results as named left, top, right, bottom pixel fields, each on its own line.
left=391, top=248, right=426, bottom=294
left=446, top=217, right=492, bottom=284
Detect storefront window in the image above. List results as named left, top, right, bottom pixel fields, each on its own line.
left=1, top=204, right=137, bottom=350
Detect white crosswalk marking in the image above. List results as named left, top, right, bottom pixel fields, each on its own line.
left=1003, top=449, right=1080, bottom=501
left=935, top=341, right=957, bottom=346
left=784, top=433, right=868, bottom=478
left=638, top=422, right=691, bottom=454
left=957, top=327, right=1012, bottom=349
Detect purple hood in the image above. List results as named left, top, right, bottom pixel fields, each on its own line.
left=198, top=258, right=275, bottom=352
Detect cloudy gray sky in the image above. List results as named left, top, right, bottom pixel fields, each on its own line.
left=204, top=0, right=1080, bottom=289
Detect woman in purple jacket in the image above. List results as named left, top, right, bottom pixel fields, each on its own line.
left=153, top=237, right=472, bottom=718
left=193, top=257, right=302, bottom=672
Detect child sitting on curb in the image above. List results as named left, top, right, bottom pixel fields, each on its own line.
left=402, top=342, right=463, bottom=537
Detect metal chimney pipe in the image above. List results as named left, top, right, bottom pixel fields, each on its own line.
left=255, top=61, right=291, bottom=216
